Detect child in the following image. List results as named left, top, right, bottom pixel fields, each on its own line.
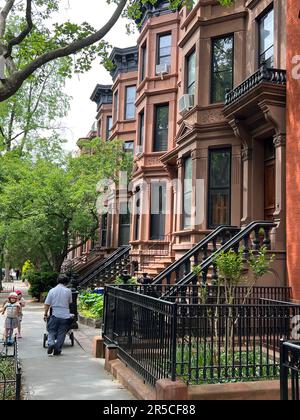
left=1, top=292, right=20, bottom=345
left=15, top=290, right=25, bottom=338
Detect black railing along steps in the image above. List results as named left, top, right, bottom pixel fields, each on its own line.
left=79, top=245, right=131, bottom=288
left=151, top=225, right=240, bottom=286
left=160, top=220, right=276, bottom=299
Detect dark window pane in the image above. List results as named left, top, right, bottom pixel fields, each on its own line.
left=154, top=105, right=169, bottom=152
left=211, top=36, right=233, bottom=103
left=208, top=148, right=231, bottom=227
left=119, top=202, right=130, bottom=246
left=150, top=183, right=166, bottom=240
left=138, top=111, right=144, bottom=147
left=141, top=44, right=147, bottom=81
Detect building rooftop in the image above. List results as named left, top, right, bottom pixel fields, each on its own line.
left=109, top=46, right=139, bottom=81
left=90, top=84, right=113, bottom=108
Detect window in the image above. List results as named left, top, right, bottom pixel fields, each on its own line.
left=154, top=105, right=169, bottom=152
left=125, top=86, right=136, bottom=120
left=138, top=111, right=145, bottom=147
left=101, top=213, right=108, bottom=247
left=183, top=156, right=193, bottom=229
left=186, top=49, right=196, bottom=95
left=259, top=7, right=274, bottom=67
left=119, top=202, right=130, bottom=246
left=141, top=43, right=147, bottom=81
left=157, top=33, right=172, bottom=66
left=123, top=141, right=134, bottom=153
left=106, top=116, right=113, bottom=140
left=134, top=188, right=141, bottom=241
left=208, top=148, right=231, bottom=228
left=211, top=36, right=234, bottom=103
left=150, top=183, right=166, bottom=240
left=113, top=91, right=118, bottom=123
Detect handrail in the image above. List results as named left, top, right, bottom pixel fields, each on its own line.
left=161, top=220, right=276, bottom=298
left=78, top=247, right=123, bottom=284
left=80, top=245, right=131, bottom=287
left=152, top=225, right=240, bottom=286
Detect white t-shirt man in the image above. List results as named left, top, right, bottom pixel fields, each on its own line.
left=45, top=283, right=72, bottom=319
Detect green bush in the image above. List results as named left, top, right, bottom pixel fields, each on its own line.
left=78, top=292, right=104, bottom=319
left=28, top=271, right=58, bottom=300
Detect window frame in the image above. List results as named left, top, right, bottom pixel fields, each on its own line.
left=186, top=48, right=196, bottom=96
left=183, top=155, right=193, bottom=230
left=207, top=147, right=232, bottom=229
left=113, top=90, right=119, bottom=123
left=106, top=116, right=113, bottom=141
left=124, top=85, right=136, bottom=120
left=156, top=32, right=172, bottom=66
left=258, top=5, right=274, bottom=68
left=153, top=104, right=169, bottom=153
left=210, top=34, right=234, bottom=104
left=140, top=42, right=147, bottom=82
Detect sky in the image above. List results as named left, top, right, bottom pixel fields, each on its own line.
left=52, top=0, right=138, bottom=151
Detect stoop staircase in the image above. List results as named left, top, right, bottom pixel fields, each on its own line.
left=144, top=221, right=276, bottom=299
left=78, top=245, right=131, bottom=288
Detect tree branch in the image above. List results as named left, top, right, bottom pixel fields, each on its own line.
left=5, top=0, right=33, bottom=58
left=0, top=0, right=127, bottom=102
left=0, top=0, right=15, bottom=38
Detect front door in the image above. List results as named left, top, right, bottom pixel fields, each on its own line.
left=264, top=139, right=276, bottom=221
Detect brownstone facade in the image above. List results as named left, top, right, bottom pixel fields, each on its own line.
left=73, top=0, right=289, bottom=290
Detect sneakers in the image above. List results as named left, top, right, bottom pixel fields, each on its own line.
left=53, top=350, right=62, bottom=356
left=47, top=345, right=55, bottom=355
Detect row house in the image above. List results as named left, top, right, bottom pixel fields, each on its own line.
left=74, top=0, right=289, bottom=292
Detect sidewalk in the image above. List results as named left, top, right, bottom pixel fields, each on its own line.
left=0, top=282, right=135, bottom=400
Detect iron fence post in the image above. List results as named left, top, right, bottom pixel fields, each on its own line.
left=280, top=340, right=289, bottom=400
left=170, top=303, right=177, bottom=382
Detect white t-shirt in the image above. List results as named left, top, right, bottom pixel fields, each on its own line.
left=45, top=284, right=72, bottom=319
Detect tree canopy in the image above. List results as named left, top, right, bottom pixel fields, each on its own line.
left=0, top=139, right=133, bottom=273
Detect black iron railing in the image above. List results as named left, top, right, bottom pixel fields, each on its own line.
left=0, top=339, right=22, bottom=400
left=79, top=245, right=131, bottom=288
left=225, top=66, right=286, bottom=106
left=151, top=225, right=240, bottom=286
left=117, top=284, right=292, bottom=305
left=104, top=285, right=298, bottom=387
left=280, top=341, right=300, bottom=400
left=162, top=221, right=276, bottom=299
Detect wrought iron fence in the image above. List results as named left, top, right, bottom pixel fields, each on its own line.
left=0, top=339, right=22, bottom=400
left=104, top=285, right=300, bottom=387
left=280, top=341, right=300, bottom=400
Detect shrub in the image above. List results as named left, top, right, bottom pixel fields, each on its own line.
left=78, top=292, right=104, bottom=319
left=28, top=271, right=58, bottom=300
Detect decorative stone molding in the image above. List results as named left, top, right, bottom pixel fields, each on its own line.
left=242, top=147, right=253, bottom=162
left=273, top=134, right=286, bottom=148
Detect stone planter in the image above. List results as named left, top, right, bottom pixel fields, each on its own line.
left=78, top=313, right=102, bottom=329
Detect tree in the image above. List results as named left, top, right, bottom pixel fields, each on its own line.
left=0, top=0, right=232, bottom=103
left=0, top=138, right=133, bottom=273
left=0, top=60, right=71, bottom=154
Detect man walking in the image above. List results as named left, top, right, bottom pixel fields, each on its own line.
left=44, top=274, right=72, bottom=356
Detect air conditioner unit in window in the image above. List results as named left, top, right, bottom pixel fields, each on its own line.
left=178, top=94, right=195, bottom=116
left=135, top=145, right=143, bottom=156
left=156, top=64, right=170, bottom=76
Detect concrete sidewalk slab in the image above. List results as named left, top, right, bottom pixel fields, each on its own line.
left=0, top=285, right=135, bottom=400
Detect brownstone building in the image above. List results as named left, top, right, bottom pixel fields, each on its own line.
left=71, top=0, right=291, bottom=292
